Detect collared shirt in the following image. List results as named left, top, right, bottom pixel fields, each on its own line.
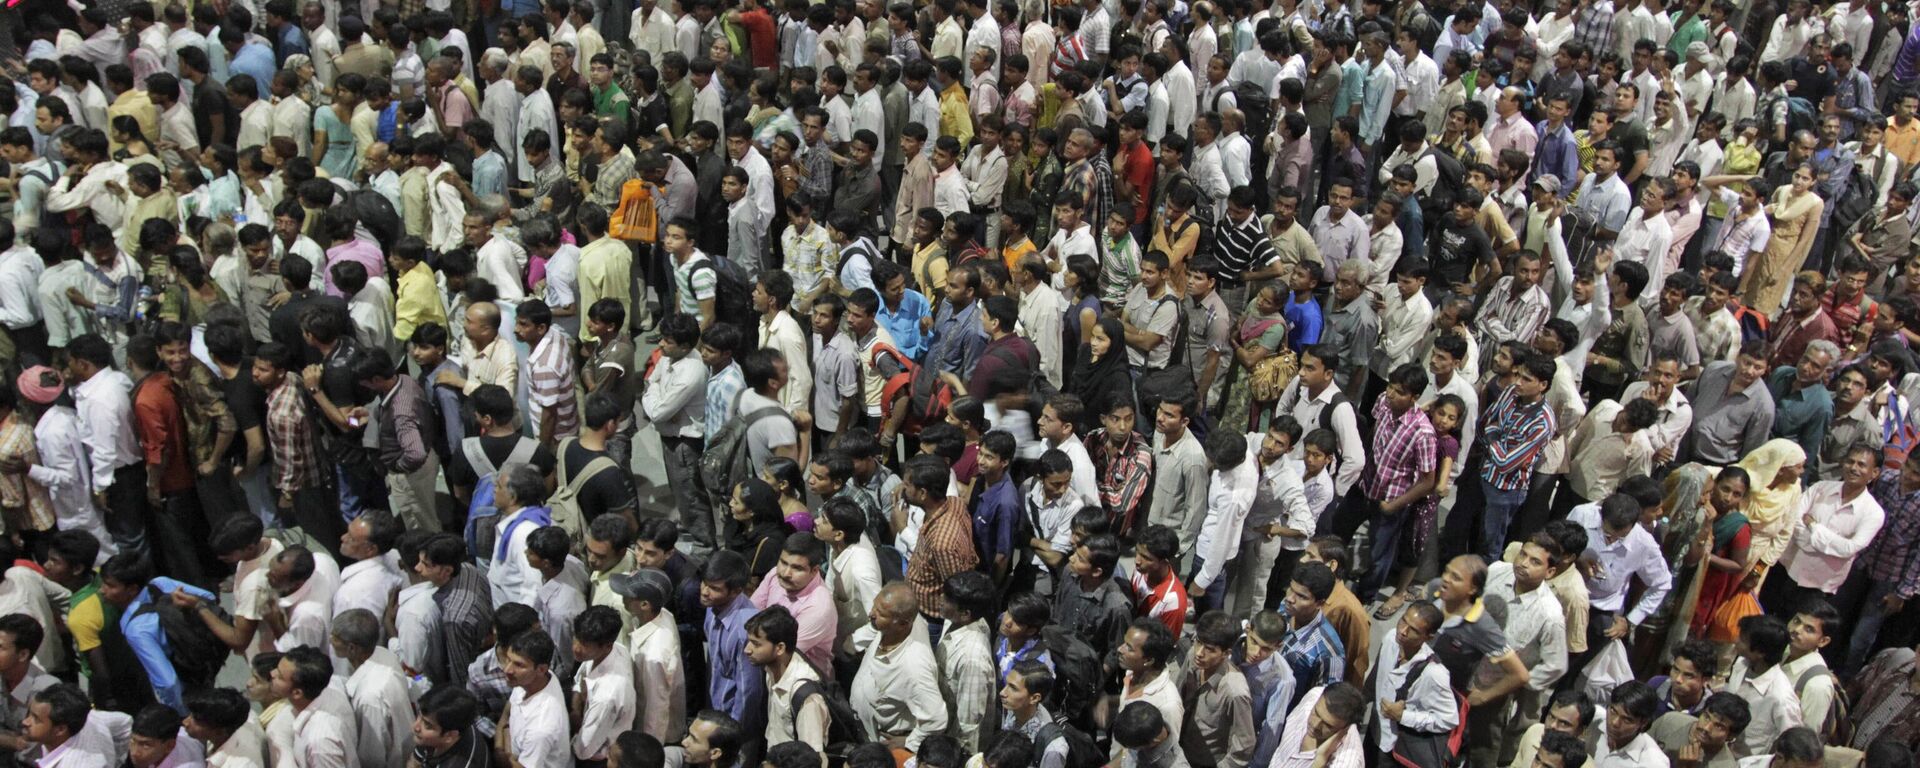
left=1365, top=399, right=1438, bottom=503
left=1567, top=399, right=1656, bottom=500
left=828, top=540, right=885, bottom=655
left=1726, top=659, right=1805, bottom=756
left=1482, top=563, right=1570, bottom=691
left=291, top=686, right=358, bottom=768
left=765, top=652, right=829, bottom=751
left=1766, top=367, right=1834, bottom=463
left=1192, top=449, right=1258, bottom=591
left=1778, top=479, right=1886, bottom=593
left=928, top=299, right=988, bottom=378
left=1087, top=429, right=1155, bottom=528
left=1279, top=614, right=1345, bottom=700
left=1567, top=502, right=1673, bottom=624
left=265, top=380, right=322, bottom=495
left=1308, top=207, right=1370, bottom=283
left=629, top=610, right=687, bottom=742
left=938, top=618, right=997, bottom=752
left=1276, top=380, right=1367, bottom=496
left=390, top=581, right=442, bottom=683
left=526, top=327, right=578, bottom=439
left=1150, top=430, right=1211, bottom=558
left=433, top=568, right=494, bottom=688
left=705, top=595, right=764, bottom=726
left=1268, top=686, right=1363, bottom=768
left=346, top=648, right=414, bottom=768
left=118, top=576, right=214, bottom=715
left=750, top=574, right=838, bottom=676
left=1866, top=469, right=1920, bottom=600
left=1477, top=279, right=1553, bottom=355
left=1478, top=385, right=1557, bottom=492
left=1595, top=731, right=1665, bottom=768
left=1685, top=362, right=1776, bottom=465
left=851, top=621, right=948, bottom=750
left=572, top=645, right=636, bottom=760
left=506, top=676, right=569, bottom=768
left=1371, top=642, right=1456, bottom=753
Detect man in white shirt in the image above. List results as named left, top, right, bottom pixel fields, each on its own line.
left=848, top=583, right=947, bottom=750
left=1594, top=681, right=1669, bottom=766
left=513, top=65, right=557, bottom=183
left=333, top=511, right=406, bottom=629
left=1219, top=109, right=1253, bottom=192
left=275, top=647, right=358, bottom=768
left=611, top=569, right=688, bottom=742
left=329, top=609, right=414, bottom=768
left=1765, top=445, right=1885, bottom=605
left=1725, top=614, right=1806, bottom=756
left=269, top=546, right=340, bottom=654
left=1566, top=483, right=1672, bottom=662
left=1188, top=432, right=1258, bottom=609
left=570, top=606, right=637, bottom=763
left=502, top=628, right=571, bottom=768
left=487, top=464, right=552, bottom=610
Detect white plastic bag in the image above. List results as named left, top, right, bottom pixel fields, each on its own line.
left=1583, top=639, right=1633, bottom=705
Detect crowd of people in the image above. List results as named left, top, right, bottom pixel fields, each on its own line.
left=1, top=0, right=1920, bottom=766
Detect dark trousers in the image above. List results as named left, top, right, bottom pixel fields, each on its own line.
left=288, top=484, right=349, bottom=562
left=1360, top=496, right=1413, bottom=601
left=1265, top=548, right=1306, bottom=611
left=1759, top=566, right=1832, bottom=623
left=152, top=486, right=213, bottom=590
left=103, top=464, right=149, bottom=559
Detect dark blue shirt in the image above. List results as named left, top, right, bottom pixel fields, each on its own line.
left=971, top=473, right=1020, bottom=569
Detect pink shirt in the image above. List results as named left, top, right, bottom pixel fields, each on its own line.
left=750, top=573, right=840, bottom=676
left=323, top=237, right=388, bottom=298
left=436, top=83, right=476, bottom=130
left=1780, top=480, right=1888, bottom=593
left=1486, top=110, right=1539, bottom=160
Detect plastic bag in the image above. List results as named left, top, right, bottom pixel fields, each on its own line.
left=1707, top=587, right=1764, bottom=644
left=1583, top=639, right=1633, bottom=706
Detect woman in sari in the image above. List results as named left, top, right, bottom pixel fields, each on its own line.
left=1066, top=317, right=1133, bottom=436
left=1736, top=438, right=1808, bottom=570
left=748, top=77, right=796, bottom=148
left=1688, top=466, right=1753, bottom=638
left=1743, top=162, right=1824, bottom=314
left=1220, top=284, right=1291, bottom=433
left=1060, top=255, right=1102, bottom=376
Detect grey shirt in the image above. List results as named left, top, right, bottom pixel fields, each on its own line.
left=1148, top=429, right=1210, bottom=556
left=1816, top=397, right=1885, bottom=482
left=1647, top=309, right=1702, bottom=371
left=1186, top=290, right=1233, bottom=388
left=1321, top=296, right=1380, bottom=377
left=738, top=389, right=798, bottom=466
left=811, top=332, right=860, bottom=432
left=1685, top=361, right=1778, bottom=465
left=1124, top=284, right=1181, bottom=370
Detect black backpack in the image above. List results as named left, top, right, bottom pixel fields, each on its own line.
left=135, top=584, right=230, bottom=691
left=1232, top=80, right=1273, bottom=141
left=691, top=256, right=755, bottom=352
left=1831, top=165, right=1881, bottom=237
left=1040, top=625, right=1104, bottom=727
left=790, top=675, right=871, bottom=760
left=347, top=189, right=403, bottom=251
left=1419, top=148, right=1469, bottom=225
left=1033, top=715, right=1106, bottom=768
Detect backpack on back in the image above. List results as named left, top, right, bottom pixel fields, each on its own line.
left=1796, top=665, right=1853, bottom=747
left=548, top=438, right=622, bottom=554
left=1831, top=165, right=1881, bottom=237
left=790, top=675, right=871, bottom=760
left=1033, top=716, right=1105, bottom=768
left=1761, top=93, right=1818, bottom=145
left=1419, top=148, right=1469, bottom=225
left=904, top=357, right=958, bottom=438
left=692, top=256, right=755, bottom=350
left=1134, top=295, right=1211, bottom=441
left=1231, top=81, right=1272, bottom=143
left=136, top=584, right=229, bottom=692
left=461, top=436, right=540, bottom=565
left=699, top=397, right=792, bottom=506
left=1040, top=625, right=1104, bottom=728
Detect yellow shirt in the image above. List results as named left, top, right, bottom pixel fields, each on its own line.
left=68, top=593, right=107, bottom=654
left=938, top=82, right=974, bottom=146
left=394, top=261, right=447, bottom=342
left=1886, top=117, right=1920, bottom=171
left=107, top=90, right=159, bottom=157
left=1000, top=237, right=1037, bottom=272
left=576, top=236, right=634, bottom=342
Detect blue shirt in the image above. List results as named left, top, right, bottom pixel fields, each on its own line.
left=1242, top=651, right=1299, bottom=768
left=1278, top=613, right=1344, bottom=710
left=1333, top=59, right=1366, bottom=119
left=995, top=637, right=1054, bottom=685
left=877, top=288, right=932, bottom=361
left=1396, top=198, right=1425, bottom=263
left=1767, top=366, right=1834, bottom=466
left=472, top=152, right=507, bottom=198
left=229, top=44, right=277, bottom=100
left=704, top=594, right=765, bottom=730
left=274, top=24, right=309, bottom=60
left=970, top=474, right=1020, bottom=570
left=1283, top=294, right=1323, bottom=349
left=929, top=299, right=988, bottom=377
left=1533, top=121, right=1580, bottom=189
left=121, top=577, right=218, bottom=714
left=704, top=362, right=745, bottom=438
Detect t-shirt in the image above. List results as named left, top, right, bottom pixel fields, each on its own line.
left=447, top=434, right=559, bottom=489
left=67, top=590, right=114, bottom=654
left=738, top=389, right=798, bottom=467
left=673, top=254, right=718, bottom=316
left=221, top=363, right=268, bottom=464
left=1428, top=218, right=1493, bottom=288
left=1121, top=285, right=1180, bottom=369
left=1608, top=120, right=1651, bottom=168
left=191, top=83, right=237, bottom=148
left=559, top=440, right=636, bottom=518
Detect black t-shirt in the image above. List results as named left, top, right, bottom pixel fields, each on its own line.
left=190, top=83, right=238, bottom=149
left=1608, top=120, right=1651, bottom=167
left=559, top=440, right=635, bottom=519
left=220, top=363, right=267, bottom=463
left=1427, top=218, right=1494, bottom=288
left=269, top=293, right=350, bottom=368
left=447, top=434, right=558, bottom=489
left=1789, top=58, right=1835, bottom=109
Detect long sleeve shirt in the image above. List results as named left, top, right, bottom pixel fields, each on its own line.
left=1779, top=480, right=1886, bottom=593
left=1370, top=643, right=1457, bottom=753
left=1192, top=453, right=1258, bottom=590
left=72, top=370, right=139, bottom=490
left=1477, top=386, right=1557, bottom=493
left=1149, top=431, right=1212, bottom=556
left=122, top=577, right=218, bottom=713
left=1866, top=469, right=1920, bottom=600
left=291, top=687, right=359, bottom=768
left=705, top=596, right=765, bottom=728
left=266, top=380, right=323, bottom=495
left=345, top=648, right=415, bottom=768
left=572, top=645, right=637, bottom=760
left=629, top=609, right=687, bottom=741
left=1567, top=502, right=1673, bottom=624
left=750, top=575, right=839, bottom=677
left=937, top=619, right=996, bottom=752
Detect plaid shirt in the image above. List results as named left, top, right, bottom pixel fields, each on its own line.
left=1868, top=469, right=1920, bottom=599
left=1477, top=385, right=1557, bottom=492
left=801, top=139, right=836, bottom=202
left=1280, top=613, right=1346, bottom=694
left=1364, top=399, right=1438, bottom=503
left=266, top=381, right=322, bottom=495
left=1087, top=428, right=1155, bottom=532
left=465, top=648, right=510, bottom=738
left=907, top=497, right=980, bottom=615
left=1571, top=1, right=1616, bottom=58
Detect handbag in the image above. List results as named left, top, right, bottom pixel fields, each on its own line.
left=609, top=179, right=659, bottom=242
left=1250, top=347, right=1299, bottom=402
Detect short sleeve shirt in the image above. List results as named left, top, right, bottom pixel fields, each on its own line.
left=1122, top=285, right=1180, bottom=369
left=561, top=440, right=636, bottom=517
left=739, top=389, right=798, bottom=466
left=67, top=592, right=110, bottom=653
left=673, top=255, right=719, bottom=316
left=446, top=434, right=559, bottom=489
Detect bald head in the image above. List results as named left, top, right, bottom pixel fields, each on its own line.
left=878, top=581, right=917, bottom=616
left=467, top=301, right=502, bottom=332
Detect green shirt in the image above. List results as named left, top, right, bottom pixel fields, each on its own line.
left=594, top=84, right=632, bottom=124
left=1667, top=12, right=1707, bottom=58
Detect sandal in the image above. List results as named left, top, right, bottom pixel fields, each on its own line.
left=1373, top=590, right=1412, bottom=619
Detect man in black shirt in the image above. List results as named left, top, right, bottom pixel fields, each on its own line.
left=1426, top=188, right=1495, bottom=296
left=558, top=393, right=640, bottom=528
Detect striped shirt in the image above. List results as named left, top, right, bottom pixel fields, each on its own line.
left=906, top=496, right=980, bottom=615
left=1364, top=399, right=1439, bottom=503
left=437, top=568, right=496, bottom=690
left=1571, top=1, right=1616, bottom=59
left=1279, top=613, right=1346, bottom=700
left=527, top=327, right=579, bottom=438
left=1478, top=385, right=1557, bottom=492
left=1214, top=211, right=1275, bottom=287
left=673, top=252, right=718, bottom=316
left=1866, top=469, right=1920, bottom=600
left=1129, top=568, right=1190, bottom=638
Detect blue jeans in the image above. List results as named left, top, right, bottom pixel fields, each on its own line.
left=1480, top=480, right=1530, bottom=562
left=1846, top=580, right=1898, bottom=676
left=1362, top=498, right=1404, bottom=601
left=1189, top=560, right=1229, bottom=613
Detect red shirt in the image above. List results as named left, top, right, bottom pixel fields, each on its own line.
left=1130, top=567, right=1189, bottom=637
left=738, top=8, right=779, bottom=69
left=1117, top=140, right=1155, bottom=225
left=132, top=373, right=196, bottom=494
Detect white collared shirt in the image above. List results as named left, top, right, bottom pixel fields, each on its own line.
left=1726, top=659, right=1804, bottom=757
left=1370, top=643, right=1457, bottom=753
left=345, top=648, right=414, bottom=768
left=1483, top=563, right=1569, bottom=691
left=508, top=676, right=571, bottom=768
left=1567, top=502, right=1672, bottom=624
left=335, top=551, right=406, bottom=626
left=1192, top=447, right=1259, bottom=590
left=573, top=645, right=637, bottom=760
left=73, top=370, right=140, bottom=491
left=291, top=687, right=359, bottom=768
left=629, top=610, right=688, bottom=743
left=1779, top=480, right=1886, bottom=593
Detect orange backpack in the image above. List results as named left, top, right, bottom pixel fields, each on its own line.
left=874, top=342, right=945, bottom=434
left=609, top=179, right=659, bottom=242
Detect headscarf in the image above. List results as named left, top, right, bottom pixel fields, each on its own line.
left=1734, top=438, right=1808, bottom=529
left=1068, top=317, right=1128, bottom=406
left=14, top=367, right=63, bottom=406
left=1659, top=463, right=1715, bottom=568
